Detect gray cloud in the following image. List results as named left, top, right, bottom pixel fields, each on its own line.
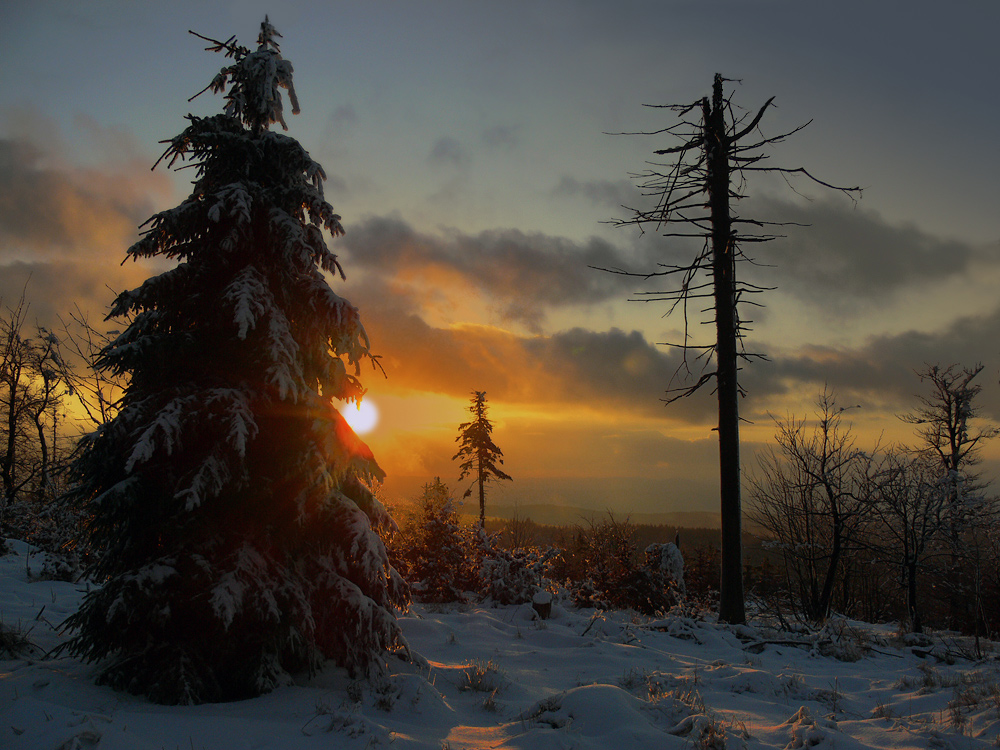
left=427, top=136, right=469, bottom=168
left=0, top=260, right=161, bottom=331
left=329, top=104, right=357, bottom=130
left=337, top=208, right=1000, bottom=428
left=746, top=305, right=1000, bottom=423
left=552, top=175, right=640, bottom=211
left=524, top=310, right=1000, bottom=429
left=339, top=215, right=660, bottom=329
left=348, top=250, right=1000, bottom=431
left=746, top=196, right=987, bottom=305
left=6, top=107, right=990, bottom=439
left=323, top=104, right=358, bottom=149
left=0, top=135, right=170, bottom=259
left=482, top=124, right=520, bottom=149
left=548, top=185, right=993, bottom=322
left=522, top=326, right=718, bottom=421
left=0, top=120, right=174, bottom=329
left=344, top=272, right=719, bottom=423
left=343, top=195, right=995, bottom=337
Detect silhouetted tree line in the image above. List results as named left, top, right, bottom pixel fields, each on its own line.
left=383, top=364, right=1000, bottom=640
left=386, top=480, right=684, bottom=615
left=0, top=294, right=111, bottom=573
left=747, top=366, right=1000, bottom=638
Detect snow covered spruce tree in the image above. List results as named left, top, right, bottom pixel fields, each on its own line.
left=64, top=19, right=408, bottom=704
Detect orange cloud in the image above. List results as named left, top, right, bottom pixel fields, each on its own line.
left=0, top=114, right=175, bottom=327
left=0, top=131, right=172, bottom=261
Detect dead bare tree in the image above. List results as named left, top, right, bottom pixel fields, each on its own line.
left=1, top=293, right=68, bottom=523
left=866, top=450, right=948, bottom=633
left=746, top=393, right=875, bottom=622
left=902, top=363, right=998, bottom=629
left=903, top=364, right=996, bottom=511
left=598, top=74, right=860, bottom=623
left=57, top=304, right=126, bottom=429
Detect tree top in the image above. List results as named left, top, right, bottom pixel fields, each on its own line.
left=189, top=16, right=300, bottom=134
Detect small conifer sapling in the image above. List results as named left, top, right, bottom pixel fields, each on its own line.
left=453, top=391, right=511, bottom=529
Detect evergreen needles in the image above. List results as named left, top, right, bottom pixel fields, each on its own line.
left=64, top=19, right=408, bottom=704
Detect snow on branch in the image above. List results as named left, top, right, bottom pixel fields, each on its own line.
left=223, top=266, right=271, bottom=340
left=189, top=17, right=300, bottom=134
left=206, top=388, right=259, bottom=458
left=208, top=183, right=253, bottom=226
left=175, top=452, right=231, bottom=511
left=125, top=394, right=198, bottom=473
left=265, top=312, right=304, bottom=401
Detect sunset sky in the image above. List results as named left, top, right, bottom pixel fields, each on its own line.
left=2, top=1, right=999, bottom=519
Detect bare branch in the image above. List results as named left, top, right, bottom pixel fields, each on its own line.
left=745, top=166, right=862, bottom=200
left=730, top=96, right=775, bottom=142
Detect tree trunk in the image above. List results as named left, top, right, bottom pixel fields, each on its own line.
left=33, top=407, right=49, bottom=500
left=2, top=373, right=18, bottom=508
left=478, top=460, right=486, bottom=529
left=706, top=74, right=745, bottom=624
left=907, top=559, right=922, bottom=633
left=817, top=522, right=841, bottom=621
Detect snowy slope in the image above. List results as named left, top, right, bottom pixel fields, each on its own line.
left=3, top=540, right=1000, bottom=749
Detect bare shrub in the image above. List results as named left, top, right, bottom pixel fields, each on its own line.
left=568, top=512, right=682, bottom=614
left=458, top=659, right=506, bottom=694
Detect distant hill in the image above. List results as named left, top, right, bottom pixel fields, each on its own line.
left=469, top=503, right=720, bottom=529
left=382, top=475, right=721, bottom=529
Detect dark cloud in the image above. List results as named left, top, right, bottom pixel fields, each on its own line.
left=342, top=197, right=996, bottom=339
left=346, top=251, right=1000, bottom=433
left=329, top=104, right=357, bottom=129
left=340, top=215, right=658, bottom=329
left=427, top=136, right=469, bottom=168
left=320, top=172, right=350, bottom=198
left=336, top=209, right=1000, bottom=429
left=523, top=326, right=719, bottom=422
left=0, top=136, right=170, bottom=259
left=5, top=109, right=990, bottom=442
left=0, top=121, right=173, bottom=329
left=747, top=305, right=1000, bottom=423
left=547, top=186, right=993, bottom=320
left=746, top=196, right=987, bottom=306
left=0, top=259, right=162, bottom=330
left=322, top=104, right=358, bottom=149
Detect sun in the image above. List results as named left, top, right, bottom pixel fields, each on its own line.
left=339, top=399, right=379, bottom=435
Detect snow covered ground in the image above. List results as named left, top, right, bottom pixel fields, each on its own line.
left=3, top=539, right=1000, bottom=749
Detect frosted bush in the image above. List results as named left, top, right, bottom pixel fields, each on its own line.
left=479, top=545, right=560, bottom=605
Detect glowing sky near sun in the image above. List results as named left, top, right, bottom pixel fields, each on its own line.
left=340, top=399, right=379, bottom=435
